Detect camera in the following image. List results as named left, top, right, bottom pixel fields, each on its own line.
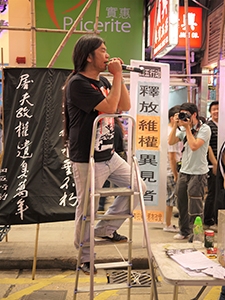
left=178, top=112, right=191, bottom=121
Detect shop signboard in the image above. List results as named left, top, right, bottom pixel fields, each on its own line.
left=35, top=0, right=143, bottom=68
left=149, top=5, right=202, bottom=52
left=153, top=0, right=179, bottom=58
left=177, top=6, right=202, bottom=48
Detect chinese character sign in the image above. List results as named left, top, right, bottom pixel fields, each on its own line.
left=0, top=68, right=76, bottom=225
left=130, top=60, right=169, bottom=220
left=137, top=150, right=160, bottom=206
left=154, top=0, right=169, bottom=56
left=177, top=6, right=202, bottom=48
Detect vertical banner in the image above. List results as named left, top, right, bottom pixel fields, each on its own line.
left=0, top=68, right=76, bottom=225
left=130, top=61, right=169, bottom=223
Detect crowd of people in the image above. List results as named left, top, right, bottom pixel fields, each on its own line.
left=166, top=101, right=225, bottom=299
left=166, top=101, right=222, bottom=239
left=63, top=33, right=224, bottom=297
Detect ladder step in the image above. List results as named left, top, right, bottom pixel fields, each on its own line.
left=76, top=282, right=130, bottom=293
left=82, top=239, right=131, bottom=247
left=95, top=187, right=134, bottom=197
left=86, top=213, right=132, bottom=221
left=95, top=261, right=131, bottom=269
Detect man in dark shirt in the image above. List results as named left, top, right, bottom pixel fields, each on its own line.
left=63, top=34, right=146, bottom=275
left=204, top=101, right=219, bottom=228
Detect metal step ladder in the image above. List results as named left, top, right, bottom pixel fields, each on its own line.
left=73, top=114, right=158, bottom=300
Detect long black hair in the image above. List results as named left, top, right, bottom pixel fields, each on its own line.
left=62, top=34, right=105, bottom=145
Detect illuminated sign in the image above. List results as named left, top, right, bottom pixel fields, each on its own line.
left=177, top=6, right=202, bottom=48
left=149, top=5, right=202, bottom=53
left=154, top=0, right=179, bottom=58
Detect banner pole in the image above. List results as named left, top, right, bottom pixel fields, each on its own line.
left=47, top=0, right=95, bottom=68
left=32, top=223, right=40, bottom=280
left=184, top=0, right=191, bottom=103
left=30, top=0, right=36, bottom=67
left=94, top=0, right=101, bottom=33
left=0, top=48, right=4, bottom=169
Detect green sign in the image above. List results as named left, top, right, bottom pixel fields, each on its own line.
left=35, top=0, right=143, bottom=68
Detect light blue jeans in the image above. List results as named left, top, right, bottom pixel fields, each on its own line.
left=71, top=152, right=147, bottom=263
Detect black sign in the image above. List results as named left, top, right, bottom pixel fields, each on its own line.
left=0, top=68, right=76, bottom=225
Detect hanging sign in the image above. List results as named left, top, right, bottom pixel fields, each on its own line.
left=129, top=60, right=169, bottom=222
left=177, top=6, right=202, bottom=48
left=154, top=0, right=179, bottom=57
left=150, top=5, right=202, bottom=51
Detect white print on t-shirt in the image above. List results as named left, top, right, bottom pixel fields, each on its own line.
left=94, top=117, right=114, bottom=152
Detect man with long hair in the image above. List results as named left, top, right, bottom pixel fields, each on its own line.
left=63, top=34, right=146, bottom=275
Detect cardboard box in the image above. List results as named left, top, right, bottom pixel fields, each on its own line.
left=217, top=210, right=225, bottom=267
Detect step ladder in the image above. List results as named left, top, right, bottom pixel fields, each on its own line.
left=73, top=113, right=158, bottom=300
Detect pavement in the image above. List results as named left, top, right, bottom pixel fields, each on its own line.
left=0, top=206, right=218, bottom=270
left=0, top=206, right=223, bottom=300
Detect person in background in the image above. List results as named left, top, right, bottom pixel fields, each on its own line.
left=215, top=142, right=225, bottom=300
left=163, top=105, right=182, bottom=232
left=98, top=117, right=127, bottom=211
left=204, top=101, right=219, bottom=230
left=169, top=103, right=211, bottom=240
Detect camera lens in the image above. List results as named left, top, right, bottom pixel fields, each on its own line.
left=178, top=112, right=186, bottom=121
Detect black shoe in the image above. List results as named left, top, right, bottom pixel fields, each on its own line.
left=102, top=230, right=128, bottom=243
left=188, top=233, right=194, bottom=243
left=80, top=262, right=97, bottom=275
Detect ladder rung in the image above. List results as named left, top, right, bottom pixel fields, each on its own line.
left=95, top=261, right=131, bottom=269
left=76, top=282, right=130, bottom=293
left=82, top=239, right=131, bottom=247
left=95, top=187, right=134, bottom=197
left=86, top=213, right=132, bottom=221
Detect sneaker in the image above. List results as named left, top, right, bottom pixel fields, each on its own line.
left=101, top=230, right=128, bottom=243
left=188, top=233, right=194, bottom=243
left=163, top=225, right=179, bottom=232
left=80, top=262, right=97, bottom=275
left=174, top=233, right=189, bottom=240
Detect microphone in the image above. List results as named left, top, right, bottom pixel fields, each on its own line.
left=122, top=64, right=144, bottom=74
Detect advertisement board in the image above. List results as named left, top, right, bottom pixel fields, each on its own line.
left=35, top=0, right=143, bottom=68
left=149, top=5, right=202, bottom=52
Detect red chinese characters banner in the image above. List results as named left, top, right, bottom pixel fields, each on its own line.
left=0, top=68, right=76, bottom=225
left=154, top=0, right=170, bottom=56
left=150, top=5, right=202, bottom=50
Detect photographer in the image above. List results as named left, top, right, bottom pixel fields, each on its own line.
left=169, top=103, right=211, bottom=240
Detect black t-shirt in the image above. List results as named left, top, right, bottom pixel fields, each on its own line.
left=66, top=73, right=115, bottom=163
left=207, top=120, right=218, bottom=164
